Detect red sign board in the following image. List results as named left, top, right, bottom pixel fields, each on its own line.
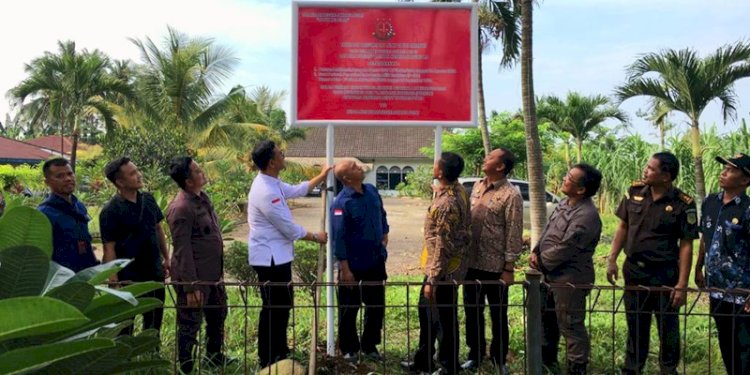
left=292, top=3, right=477, bottom=127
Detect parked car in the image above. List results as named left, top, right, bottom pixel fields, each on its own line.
left=458, top=177, right=560, bottom=229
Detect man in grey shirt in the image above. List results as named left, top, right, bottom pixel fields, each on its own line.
left=530, top=164, right=603, bottom=375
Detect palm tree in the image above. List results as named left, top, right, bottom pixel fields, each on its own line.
left=538, top=92, right=628, bottom=163
left=519, top=0, right=547, bottom=246
left=636, top=98, right=673, bottom=151
left=476, top=0, right=520, bottom=155
left=615, top=42, right=750, bottom=206
left=433, top=0, right=520, bottom=155
left=130, top=27, right=268, bottom=154
left=9, top=41, right=132, bottom=170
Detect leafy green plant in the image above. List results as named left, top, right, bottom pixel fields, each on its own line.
left=224, top=241, right=258, bottom=287
left=0, top=206, right=168, bottom=374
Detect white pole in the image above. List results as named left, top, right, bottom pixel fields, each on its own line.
left=432, top=126, right=443, bottom=197
left=434, top=125, right=443, bottom=162
left=325, top=123, right=335, bottom=356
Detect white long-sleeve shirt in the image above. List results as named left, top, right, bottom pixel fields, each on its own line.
left=247, top=173, right=310, bottom=266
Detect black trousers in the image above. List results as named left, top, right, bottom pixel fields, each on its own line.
left=175, top=285, right=227, bottom=373
left=711, top=298, right=750, bottom=375
left=122, top=287, right=166, bottom=337
left=337, top=261, right=387, bottom=354
left=541, top=284, right=590, bottom=366
left=253, top=261, right=294, bottom=368
left=413, top=276, right=460, bottom=374
left=463, top=268, right=508, bottom=364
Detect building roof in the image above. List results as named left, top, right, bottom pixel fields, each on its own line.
left=286, top=126, right=435, bottom=159
left=25, top=135, right=75, bottom=154
left=0, top=136, right=59, bottom=163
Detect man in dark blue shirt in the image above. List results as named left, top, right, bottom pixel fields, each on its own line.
left=695, top=153, right=750, bottom=375
left=38, top=158, right=97, bottom=273
left=332, top=160, right=389, bottom=363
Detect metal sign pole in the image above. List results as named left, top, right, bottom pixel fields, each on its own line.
left=325, top=123, right=336, bottom=356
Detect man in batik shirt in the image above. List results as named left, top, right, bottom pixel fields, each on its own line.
left=401, top=152, right=472, bottom=375
left=695, top=153, right=750, bottom=375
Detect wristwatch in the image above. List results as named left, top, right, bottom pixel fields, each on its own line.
left=312, top=233, right=319, bottom=242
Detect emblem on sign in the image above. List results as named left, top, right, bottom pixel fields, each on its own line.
left=665, top=205, right=673, bottom=212
left=373, top=18, right=395, bottom=41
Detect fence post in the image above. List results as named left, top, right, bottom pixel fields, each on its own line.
left=525, top=269, right=543, bottom=375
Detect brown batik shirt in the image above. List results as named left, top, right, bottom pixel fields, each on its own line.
left=421, top=181, right=472, bottom=283
left=467, top=177, right=524, bottom=273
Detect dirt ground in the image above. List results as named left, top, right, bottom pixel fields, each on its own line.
left=228, top=196, right=430, bottom=276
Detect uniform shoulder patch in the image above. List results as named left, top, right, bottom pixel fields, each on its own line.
left=631, top=180, right=645, bottom=187
left=679, top=192, right=694, bottom=205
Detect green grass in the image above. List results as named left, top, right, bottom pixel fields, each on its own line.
left=143, top=213, right=725, bottom=374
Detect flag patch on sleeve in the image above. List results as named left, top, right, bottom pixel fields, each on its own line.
left=271, top=198, right=281, bottom=204
left=334, top=208, right=343, bottom=216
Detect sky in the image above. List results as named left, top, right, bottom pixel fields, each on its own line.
left=1, top=0, right=749, bottom=139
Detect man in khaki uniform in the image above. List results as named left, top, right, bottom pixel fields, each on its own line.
left=531, top=164, right=603, bottom=375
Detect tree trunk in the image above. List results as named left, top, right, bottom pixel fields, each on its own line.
left=477, top=43, right=491, bottom=156
left=70, top=116, right=79, bottom=173
left=563, top=136, right=571, bottom=169
left=575, top=137, right=583, bottom=163
left=520, top=0, right=546, bottom=247
left=659, top=123, right=665, bottom=151
left=690, top=118, right=705, bottom=209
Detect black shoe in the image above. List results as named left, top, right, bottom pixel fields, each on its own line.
left=363, top=349, right=383, bottom=361
left=401, top=360, right=430, bottom=373
left=343, top=352, right=358, bottom=363
left=461, top=359, right=480, bottom=370
left=202, top=353, right=238, bottom=368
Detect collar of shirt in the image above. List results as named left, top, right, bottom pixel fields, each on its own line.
left=717, top=191, right=748, bottom=206
left=341, top=184, right=368, bottom=198
left=481, top=176, right=508, bottom=190
left=258, top=172, right=283, bottom=192
left=640, top=185, right=679, bottom=204
left=42, top=193, right=88, bottom=221
left=437, top=181, right=462, bottom=198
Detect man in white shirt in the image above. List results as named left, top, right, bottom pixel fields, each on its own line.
left=247, top=140, right=330, bottom=368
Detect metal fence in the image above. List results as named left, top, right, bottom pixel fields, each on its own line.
left=144, top=273, right=746, bottom=374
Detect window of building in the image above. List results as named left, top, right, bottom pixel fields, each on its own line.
left=376, top=166, right=389, bottom=190
left=388, top=166, right=402, bottom=189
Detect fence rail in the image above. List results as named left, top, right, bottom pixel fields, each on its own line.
left=141, top=275, right=748, bottom=374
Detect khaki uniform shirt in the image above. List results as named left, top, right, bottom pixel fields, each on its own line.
left=421, top=181, right=472, bottom=283
left=534, top=197, right=602, bottom=284
left=167, top=190, right=224, bottom=293
left=468, top=177, right=524, bottom=273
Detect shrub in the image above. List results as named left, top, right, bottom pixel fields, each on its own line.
left=224, top=241, right=257, bottom=286
left=396, top=165, right=433, bottom=198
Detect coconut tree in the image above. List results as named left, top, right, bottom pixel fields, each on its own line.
left=433, top=0, right=520, bottom=155
left=9, top=41, right=132, bottom=170
left=537, top=92, right=628, bottom=163
left=519, top=0, right=547, bottom=246
left=636, top=98, right=673, bottom=150
left=130, top=27, right=269, bottom=154
left=615, top=42, right=750, bottom=206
